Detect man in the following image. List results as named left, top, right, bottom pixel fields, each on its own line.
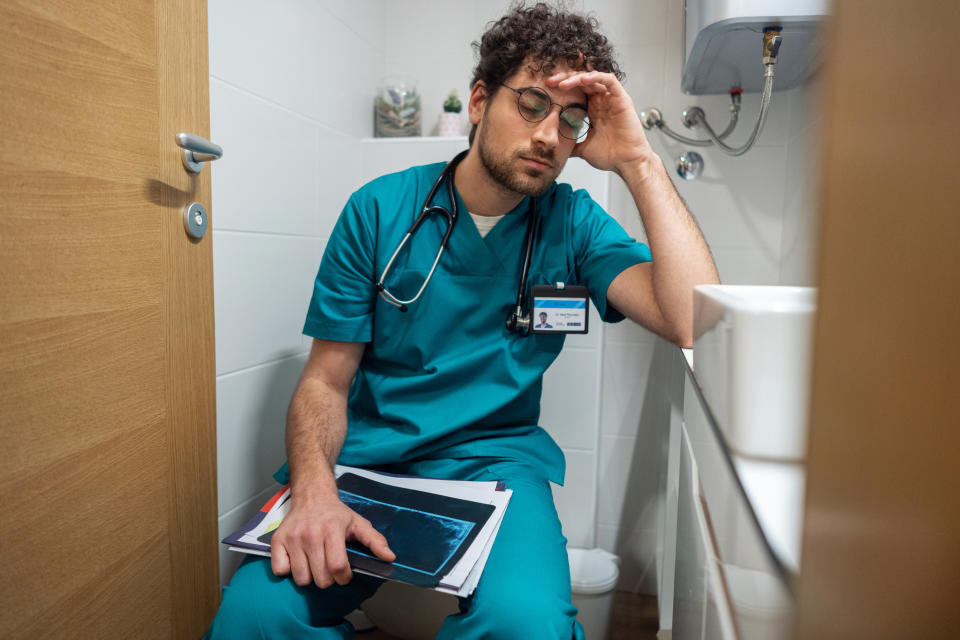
left=536, top=311, right=553, bottom=329
left=206, top=3, right=718, bottom=638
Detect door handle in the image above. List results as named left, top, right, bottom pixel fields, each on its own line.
left=176, top=133, right=223, bottom=173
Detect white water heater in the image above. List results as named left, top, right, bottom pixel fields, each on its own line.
left=683, top=0, right=829, bottom=94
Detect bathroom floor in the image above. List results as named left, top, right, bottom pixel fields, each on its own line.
left=357, top=591, right=659, bottom=639
left=610, top=591, right=659, bottom=638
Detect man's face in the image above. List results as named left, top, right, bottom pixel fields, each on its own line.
left=473, top=64, right=586, bottom=197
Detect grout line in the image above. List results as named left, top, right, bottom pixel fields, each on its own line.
left=213, top=228, right=329, bottom=241
left=602, top=434, right=639, bottom=444
left=209, top=75, right=357, bottom=139
left=217, top=350, right=310, bottom=380
left=319, top=6, right=386, bottom=56
left=560, top=344, right=601, bottom=353
left=561, top=446, right=597, bottom=454
left=604, top=338, right=658, bottom=347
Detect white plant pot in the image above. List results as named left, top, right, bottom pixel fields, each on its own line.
left=436, top=112, right=463, bottom=137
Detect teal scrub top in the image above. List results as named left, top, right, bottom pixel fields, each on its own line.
left=278, top=161, right=651, bottom=487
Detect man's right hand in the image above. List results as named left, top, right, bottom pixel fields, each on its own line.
left=270, top=495, right=395, bottom=588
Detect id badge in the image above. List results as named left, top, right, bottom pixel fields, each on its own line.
left=530, top=283, right=590, bottom=334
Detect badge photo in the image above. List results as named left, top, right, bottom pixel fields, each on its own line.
left=530, top=284, right=590, bottom=334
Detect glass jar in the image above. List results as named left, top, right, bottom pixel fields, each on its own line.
left=374, top=75, right=422, bottom=137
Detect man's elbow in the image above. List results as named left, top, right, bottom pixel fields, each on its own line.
left=663, top=321, right=693, bottom=349
left=672, top=331, right=693, bottom=350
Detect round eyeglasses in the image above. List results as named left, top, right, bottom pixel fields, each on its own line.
left=501, top=85, right=591, bottom=141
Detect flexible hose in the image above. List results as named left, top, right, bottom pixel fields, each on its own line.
left=643, top=28, right=781, bottom=156
left=693, top=67, right=775, bottom=156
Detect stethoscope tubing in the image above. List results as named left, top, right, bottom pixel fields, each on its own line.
left=377, top=237, right=446, bottom=312
left=375, top=149, right=538, bottom=333
left=376, top=151, right=466, bottom=312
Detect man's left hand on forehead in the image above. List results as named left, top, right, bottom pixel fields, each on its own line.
left=545, top=71, right=653, bottom=172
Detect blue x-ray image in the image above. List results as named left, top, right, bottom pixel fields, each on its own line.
left=340, top=490, right=473, bottom=575
left=336, top=473, right=496, bottom=587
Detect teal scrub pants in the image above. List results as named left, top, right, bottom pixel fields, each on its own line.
left=205, top=461, right=585, bottom=639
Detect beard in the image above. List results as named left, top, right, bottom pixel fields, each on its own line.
left=476, top=117, right=560, bottom=197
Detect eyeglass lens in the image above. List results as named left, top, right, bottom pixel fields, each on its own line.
left=515, top=88, right=590, bottom=140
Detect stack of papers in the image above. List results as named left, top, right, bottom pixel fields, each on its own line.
left=222, top=465, right=512, bottom=597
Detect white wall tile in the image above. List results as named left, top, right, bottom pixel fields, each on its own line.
left=788, top=70, right=825, bottom=138
left=780, top=119, right=820, bottom=286
left=599, top=521, right=662, bottom=592
left=598, top=435, right=661, bottom=532
left=598, top=522, right=660, bottom=593
left=213, top=231, right=323, bottom=375
left=541, top=347, right=600, bottom=451
left=597, top=434, right=634, bottom=527
left=622, top=43, right=667, bottom=121
left=662, top=145, right=787, bottom=256
left=600, top=342, right=655, bottom=438
left=780, top=78, right=823, bottom=287
left=209, top=0, right=327, bottom=117
left=553, top=448, right=596, bottom=548
left=382, top=1, right=490, bottom=136
left=360, top=138, right=469, bottom=184
left=620, top=527, right=660, bottom=594
left=210, top=80, right=321, bottom=236
left=317, top=129, right=364, bottom=231
left=324, top=18, right=385, bottom=138
left=323, top=0, right=388, bottom=51
left=216, top=354, right=307, bottom=514
left=584, top=0, right=668, bottom=51
left=558, top=158, right=609, bottom=208
left=779, top=240, right=818, bottom=286
left=604, top=315, right=657, bottom=345
left=209, top=0, right=381, bottom=136
left=712, top=245, right=781, bottom=285
left=596, top=522, right=619, bottom=553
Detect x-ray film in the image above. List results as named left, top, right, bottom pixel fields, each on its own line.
left=336, top=473, right=496, bottom=588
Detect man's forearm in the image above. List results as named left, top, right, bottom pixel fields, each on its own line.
left=617, top=153, right=720, bottom=345
left=285, top=377, right=348, bottom=501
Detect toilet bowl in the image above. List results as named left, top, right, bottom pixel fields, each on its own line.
left=569, top=548, right=620, bottom=640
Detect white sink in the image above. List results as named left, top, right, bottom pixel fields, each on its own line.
left=692, top=285, right=816, bottom=461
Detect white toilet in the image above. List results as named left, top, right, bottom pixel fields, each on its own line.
left=569, top=548, right=621, bottom=640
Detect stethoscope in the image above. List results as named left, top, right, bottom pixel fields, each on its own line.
left=376, top=150, right=538, bottom=334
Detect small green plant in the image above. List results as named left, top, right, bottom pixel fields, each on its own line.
left=443, top=89, right=462, bottom=114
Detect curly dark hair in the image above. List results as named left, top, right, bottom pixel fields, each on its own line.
left=469, top=1, right=623, bottom=143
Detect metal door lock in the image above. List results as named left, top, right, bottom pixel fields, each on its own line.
left=184, top=202, right=208, bottom=239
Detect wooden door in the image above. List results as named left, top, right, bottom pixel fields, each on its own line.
left=0, top=1, right=218, bottom=637
left=796, top=1, right=960, bottom=638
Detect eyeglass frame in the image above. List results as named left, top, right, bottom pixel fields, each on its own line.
left=499, top=84, right=592, bottom=141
